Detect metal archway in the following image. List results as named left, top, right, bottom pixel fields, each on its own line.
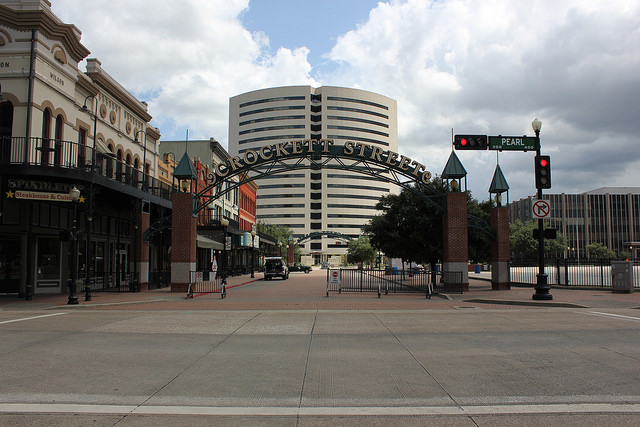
left=297, top=231, right=353, bottom=244
left=193, top=139, right=494, bottom=239
left=196, top=139, right=444, bottom=213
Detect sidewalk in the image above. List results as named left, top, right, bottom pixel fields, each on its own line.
left=2, top=271, right=639, bottom=311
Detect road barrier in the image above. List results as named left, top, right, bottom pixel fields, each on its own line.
left=187, top=271, right=226, bottom=298
left=326, top=268, right=464, bottom=298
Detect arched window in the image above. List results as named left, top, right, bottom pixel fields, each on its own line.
left=0, top=101, right=13, bottom=162
left=54, top=114, right=63, bottom=166
left=116, top=149, right=123, bottom=181
left=41, top=108, right=52, bottom=165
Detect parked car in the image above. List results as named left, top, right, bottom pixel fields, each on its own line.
left=289, top=263, right=312, bottom=273
left=263, top=257, right=289, bottom=280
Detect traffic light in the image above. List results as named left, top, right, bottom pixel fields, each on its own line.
left=454, top=135, right=488, bottom=150
left=535, top=155, right=551, bottom=189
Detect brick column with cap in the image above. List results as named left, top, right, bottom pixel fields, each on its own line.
left=171, top=192, right=196, bottom=292
left=491, top=206, right=511, bottom=290
left=443, top=192, right=469, bottom=291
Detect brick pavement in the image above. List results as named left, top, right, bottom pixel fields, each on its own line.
left=2, top=269, right=639, bottom=311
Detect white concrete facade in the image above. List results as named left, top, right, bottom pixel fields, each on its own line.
left=228, top=86, right=398, bottom=260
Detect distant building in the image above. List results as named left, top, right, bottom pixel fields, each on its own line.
left=159, top=139, right=259, bottom=275
left=228, top=86, right=398, bottom=264
left=509, top=187, right=640, bottom=259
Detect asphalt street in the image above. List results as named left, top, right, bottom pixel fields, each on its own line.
left=1, top=270, right=639, bottom=426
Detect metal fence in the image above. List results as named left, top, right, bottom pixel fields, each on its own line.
left=186, top=271, right=226, bottom=298
left=510, top=258, right=640, bottom=289
left=325, top=268, right=464, bottom=298
left=78, top=272, right=133, bottom=293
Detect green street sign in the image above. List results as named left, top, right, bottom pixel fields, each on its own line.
left=489, top=136, right=537, bottom=151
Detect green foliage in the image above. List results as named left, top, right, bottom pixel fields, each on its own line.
left=346, top=236, right=377, bottom=267
left=510, top=220, right=568, bottom=258
left=363, top=181, right=444, bottom=265
left=362, top=179, right=500, bottom=265
left=467, top=195, right=493, bottom=263
left=586, top=242, right=616, bottom=259
left=257, top=222, right=298, bottom=257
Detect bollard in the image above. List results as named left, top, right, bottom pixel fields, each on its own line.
left=25, top=283, right=33, bottom=301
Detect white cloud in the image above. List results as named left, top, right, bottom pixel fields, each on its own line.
left=52, top=0, right=318, bottom=146
left=50, top=0, right=640, bottom=200
left=323, top=0, right=640, bottom=200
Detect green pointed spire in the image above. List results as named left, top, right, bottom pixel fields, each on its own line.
left=172, top=152, right=198, bottom=180
left=489, top=164, right=509, bottom=194
left=441, top=151, right=467, bottom=179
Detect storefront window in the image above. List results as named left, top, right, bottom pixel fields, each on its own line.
left=0, top=239, right=20, bottom=293
left=37, top=237, right=60, bottom=281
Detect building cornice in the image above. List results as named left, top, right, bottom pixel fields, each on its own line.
left=85, top=58, right=152, bottom=122
left=0, top=4, right=90, bottom=63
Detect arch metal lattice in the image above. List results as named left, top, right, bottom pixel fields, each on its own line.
left=193, top=140, right=494, bottom=239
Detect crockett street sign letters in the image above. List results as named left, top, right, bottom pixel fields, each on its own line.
left=206, top=139, right=433, bottom=186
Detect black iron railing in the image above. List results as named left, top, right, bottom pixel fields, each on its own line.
left=0, top=136, right=174, bottom=200
left=325, top=268, right=463, bottom=298
left=509, top=258, right=640, bottom=288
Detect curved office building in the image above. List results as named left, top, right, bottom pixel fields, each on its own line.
left=228, top=86, right=398, bottom=262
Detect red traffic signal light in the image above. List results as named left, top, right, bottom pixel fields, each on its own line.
left=535, top=155, right=551, bottom=189
left=454, top=135, right=488, bottom=150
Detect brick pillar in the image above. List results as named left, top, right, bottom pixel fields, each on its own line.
left=137, top=211, right=150, bottom=291
left=491, top=206, right=511, bottom=290
left=443, top=192, right=469, bottom=291
left=287, top=243, right=294, bottom=265
left=171, top=192, right=196, bottom=292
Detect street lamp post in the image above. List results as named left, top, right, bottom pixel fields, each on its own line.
left=68, top=186, right=80, bottom=305
left=81, top=96, right=98, bottom=302
left=134, top=130, right=147, bottom=190
left=532, top=118, right=552, bottom=300
left=221, top=217, right=229, bottom=285
left=250, top=227, right=256, bottom=278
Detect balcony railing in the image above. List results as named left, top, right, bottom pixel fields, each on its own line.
left=0, top=136, right=174, bottom=201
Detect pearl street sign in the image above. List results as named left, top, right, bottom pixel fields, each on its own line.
left=489, top=136, right=537, bottom=151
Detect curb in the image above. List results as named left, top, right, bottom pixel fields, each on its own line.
left=463, top=298, right=589, bottom=308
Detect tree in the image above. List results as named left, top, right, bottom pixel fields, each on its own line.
left=586, top=242, right=616, bottom=259
left=510, top=220, right=568, bottom=259
left=363, top=181, right=444, bottom=267
left=467, top=196, right=493, bottom=263
left=346, top=236, right=376, bottom=268
left=257, top=222, right=299, bottom=258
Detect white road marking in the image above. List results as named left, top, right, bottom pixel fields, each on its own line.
left=1, top=403, right=639, bottom=416
left=0, top=312, right=67, bottom=325
left=579, top=311, right=640, bottom=322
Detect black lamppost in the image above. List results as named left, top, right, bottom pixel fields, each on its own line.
left=81, top=95, right=98, bottom=167
left=250, top=226, right=256, bottom=278
left=532, top=118, right=552, bottom=300
left=68, top=186, right=80, bottom=305
left=80, top=96, right=97, bottom=302
left=221, top=217, right=229, bottom=285
left=134, top=130, right=147, bottom=190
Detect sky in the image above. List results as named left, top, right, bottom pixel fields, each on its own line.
left=49, top=0, right=640, bottom=202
